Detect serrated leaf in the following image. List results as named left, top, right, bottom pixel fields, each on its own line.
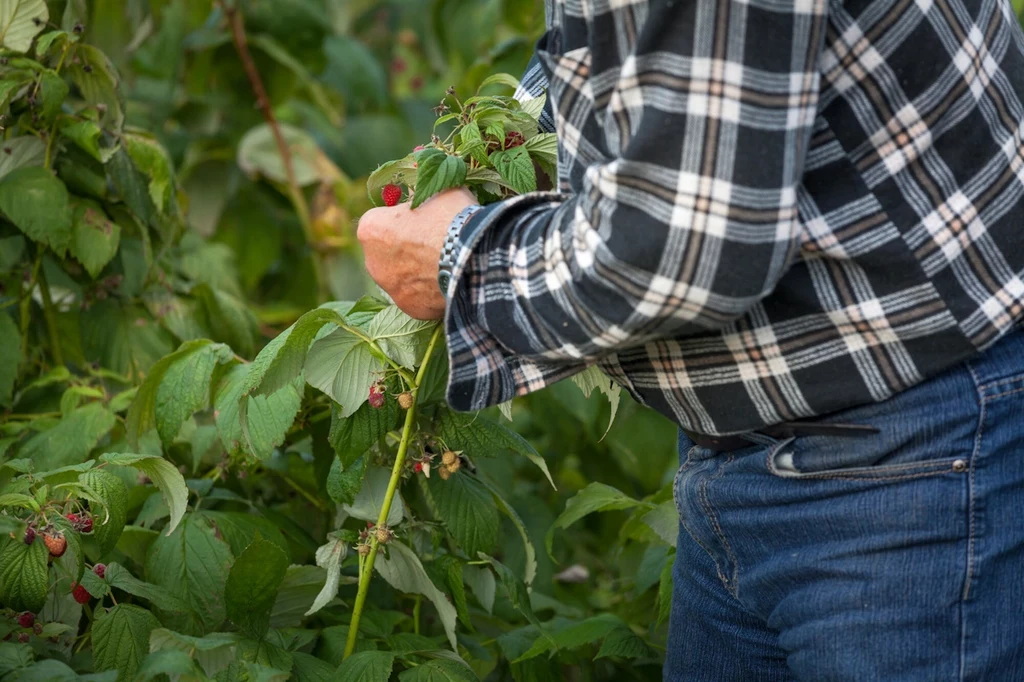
left=0, top=136, right=44, bottom=182
left=366, top=157, right=417, bottom=204
left=435, top=554, right=472, bottom=630
left=520, top=94, right=547, bottom=121
left=91, top=604, right=161, bottom=680
left=478, top=73, right=520, bottom=92
left=463, top=564, right=496, bottom=614
left=290, top=651, right=335, bottom=682
left=367, top=306, right=436, bottom=368
left=60, top=119, right=116, bottom=163
left=422, top=473, right=498, bottom=558
left=149, top=629, right=241, bottom=678
left=17, top=402, right=116, bottom=470
left=515, top=613, right=626, bottom=662
left=474, top=476, right=537, bottom=586
left=476, top=555, right=550, bottom=648
left=595, top=626, right=656, bottom=660
left=0, top=0, right=47, bottom=53
left=459, top=121, right=489, bottom=165
left=193, top=284, right=258, bottom=359
left=145, top=514, right=233, bottom=636
left=269, top=565, right=326, bottom=629
left=490, top=146, right=536, bottom=195
left=303, top=534, right=348, bottom=617
left=328, top=398, right=398, bottom=469
left=0, top=312, right=16, bottom=407
left=103, top=562, right=187, bottom=613
left=107, top=148, right=154, bottom=228
left=546, top=483, right=641, bottom=557
left=0, top=166, right=72, bottom=254
left=411, top=149, right=467, bottom=209
left=124, top=132, right=173, bottom=214
left=237, top=123, right=323, bottom=187
left=133, top=649, right=205, bottom=681
left=398, top=659, right=478, bottom=682
left=50, top=515, right=83, bottom=583
left=69, top=44, right=123, bottom=131
left=80, top=468, right=128, bottom=556
left=325, top=454, right=367, bottom=507
left=305, top=327, right=384, bottom=418
left=657, top=553, right=674, bottom=626
left=336, top=651, right=395, bottom=682
left=125, top=339, right=232, bottom=447
left=524, top=131, right=557, bottom=165
left=201, top=511, right=288, bottom=558
left=641, top=501, right=678, bottom=547
left=214, top=364, right=302, bottom=460
left=435, top=408, right=554, bottom=489
left=225, top=536, right=290, bottom=640
left=0, top=538, right=48, bottom=612
left=98, top=453, right=188, bottom=536
left=376, top=542, right=459, bottom=651
left=570, top=366, right=621, bottom=439
left=341, top=465, right=404, bottom=526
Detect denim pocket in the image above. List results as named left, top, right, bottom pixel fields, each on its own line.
left=764, top=434, right=966, bottom=481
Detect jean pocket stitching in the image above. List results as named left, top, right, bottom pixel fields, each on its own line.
left=985, top=384, right=1024, bottom=401
left=696, top=452, right=740, bottom=597
left=770, top=456, right=963, bottom=481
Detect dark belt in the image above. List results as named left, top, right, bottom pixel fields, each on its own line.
left=683, top=421, right=880, bottom=453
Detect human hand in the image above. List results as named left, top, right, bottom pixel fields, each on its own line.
left=357, top=187, right=477, bottom=320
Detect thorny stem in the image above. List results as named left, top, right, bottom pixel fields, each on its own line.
left=221, top=1, right=326, bottom=300
left=343, top=325, right=443, bottom=660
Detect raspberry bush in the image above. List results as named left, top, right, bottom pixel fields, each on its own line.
left=1, top=3, right=680, bottom=681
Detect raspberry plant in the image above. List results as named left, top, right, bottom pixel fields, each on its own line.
left=1, top=4, right=678, bottom=681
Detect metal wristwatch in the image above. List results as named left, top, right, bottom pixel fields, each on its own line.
left=438, top=205, right=480, bottom=298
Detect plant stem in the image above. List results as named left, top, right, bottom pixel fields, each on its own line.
left=343, top=325, right=442, bottom=659
left=221, top=1, right=326, bottom=301
left=36, top=258, right=63, bottom=367
left=413, top=595, right=422, bottom=635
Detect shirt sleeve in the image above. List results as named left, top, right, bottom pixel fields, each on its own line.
left=445, top=0, right=828, bottom=412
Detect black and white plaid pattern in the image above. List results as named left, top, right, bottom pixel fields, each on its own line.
left=444, top=0, right=1024, bottom=435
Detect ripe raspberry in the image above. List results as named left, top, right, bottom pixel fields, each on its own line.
left=397, top=392, right=414, bottom=410
left=43, top=532, right=67, bottom=558
left=441, top=450, right=458, bottom=467
left=23, top=527, right=35, bottom=545
left=80, top=516, right=93, bottom=533
left=413, top=145, right=425, bottom=152
left=374, top=526, right=392, bottom=544
left=504, top=131, right=525, bottom=149
left=93, top=564, right=106, bottom=579
left=17, top=612, right=34, bottom=628
left=366, top=521, right=375, bottom=528
left=413, top=462, right=423, bottom=473
left=368, top=384, right=386, bottom=409
left=65, top=513, right=80, bottom=525
left=71, top=583, right=90, bottom=604
left=381, top=184, right=402, bottom=207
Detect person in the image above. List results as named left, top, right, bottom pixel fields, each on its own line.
left=357, top=0, right=1024, bottom=679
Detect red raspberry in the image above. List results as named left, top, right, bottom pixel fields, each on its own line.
left=71, top=582, right=90, bottom=604
left=65, top=513, right=80, bottom=524
left=368, top=384, right=386, bottom=409
left=391, top=57, right=407, bottom=74
left=93, top=564, right=106, bottom=579
left=23, top=527, right=35, bottom=545
left=366, top=521, right=374, bottom=528
left=17, top=612, right=34, bottom=628
left=504, top=131, right=525, bottom=149
left=414, top=462, right=423, bottom=473
left=381, top=184, right=402, bottom=207
left=413, top=145, right=425, bottom=152
left=80, top=516, right=93, bottom=533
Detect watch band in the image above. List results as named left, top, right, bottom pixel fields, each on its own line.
left=438, top=205, right=480, bottom=298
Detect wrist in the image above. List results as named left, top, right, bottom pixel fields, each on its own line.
left=438, top=204, right=480, bottom=298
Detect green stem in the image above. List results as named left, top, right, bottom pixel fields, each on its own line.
left=343, top=325, right=442, bottom=660
left=36, top=258, right=63, bottom=366
left=413, top=595, right=422, bottom=636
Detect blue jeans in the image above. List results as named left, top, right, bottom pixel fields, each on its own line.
left=665, top=327, right=1024, bottom=681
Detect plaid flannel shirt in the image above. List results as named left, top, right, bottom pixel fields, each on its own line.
left=443, top=0, right=1024, bottom=435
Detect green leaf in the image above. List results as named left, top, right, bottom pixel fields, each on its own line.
left=398, top=659, right=478, bottom=682
left=149, top=629, right=241, bottom=678
left=68, top=197, right=120, bottom=278
left=435, top=408, right=554, bottom=489
left=0, top=641, right=34, bottom=676
left=476, top=554, right=550, bottom=647
left=458, top=121, right=489, bottom=165
left=570, top=366, right=621, bottom=439
left=0, top=0, right=48, bottom=52
left=69, top=44, right=123, bottom=131
left=520, top=94, right=547, bottom=122
left=595, top=626, right=656, bottom=660
left=0, top=538, right=48, bottom=612
left=305, top=328, right=384, bottom=418
left=237, top=123, right=322, bottom=187
left=0, top=136, right=45, bottom=181
left=0, top=493, right=37, bottom=510
left=201, top=511, right=288, bottom=558
left=0, top=311, right=19, bottom=407
left=475, top=476, right=538, bottom=586
left=411, top=149, right=467, bottom=209
left=225, top=536, right=290, bottom=640
left=103, top=562, right=188, bottom=613
left=270, top=565, right=326, bottom=629
left=366, top=156, right=417, bottom=203
left=490, top=146, right=536, bottom=195
left=435, top=554, right=472, bottom=631
left=375, top=542, right=458, bottom=651
left=657, top=553, right=673, bottom=626
left=463, top=564, right=496, bottom=614
left=303, top=533, right=350, bottom=617
left=145, top=514, right=233, bottom=636
left=123, top=132, right=173, bottom=214
left=36, top=69, right=67, bottom=125
left=16, top=403, right=116, bottom=470
left=524, top=132, right=557, bottom=166
left=325, top=454, right=366, bottom=507
left=477, top=73, right=520, bottom=92
left=515, top=613, right=626, bottom=662
left=0, top=166, right=72, bottom=254
left=125, top=339, right=232, bottom=447
left=98, top=453, right=189, bottom=536
left=290, top=652, right=335, bottom=682
left=107, top=147, right=154, bottom=226
left=91, top=604, right=161, bottom=681
left=367, top=307, right=436, bottom=368
left=114, top=526, right=157, bottom=567
left=214, top=364, right=302, bottom=460
left=133, top=649, right=205, bottom=681
left=342, top=465, right=404, bottom=526
left=422, top=472, right=498, bottom=558
left=328, top=398, right=398, bottom=469
left=50, top=515, right=83, bottom=583
left=321, top=35, right=387, bottom=109
left=59, top=119, right=116, bottom=163
left=80, top=468, right=128, bottom=556
left=34, top=28, right=69, bottom=57
left=336, top=650, right=395, bottom=682
left=546, top=483, right=641, bottom=557
left=641, top=501, right=678, bottom=548
left=193, top=284, right=258, bottom=359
